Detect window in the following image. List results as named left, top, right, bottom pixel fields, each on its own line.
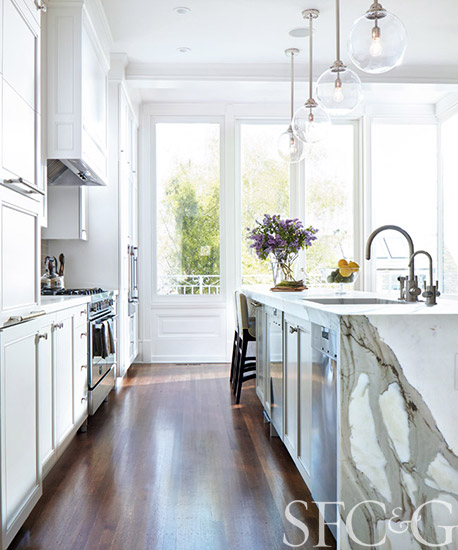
left=303, top=124, right=356, bottom=284
left=371, top=122, right=437, bottom=293
left=155, top=123, right=221, bottom=295
left=442, top=112, right=458, bottom=294
left=240, top=123, right=290, bottom=285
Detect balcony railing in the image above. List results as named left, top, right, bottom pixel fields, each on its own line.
left=158, top=275, right=221, bottom=295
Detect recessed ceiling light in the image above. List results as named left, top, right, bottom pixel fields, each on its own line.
left=177, top=47, right=191, bottom=53
left=289, top=27, right=310, bottom=38
left=174, top=6, right=191, bottom=15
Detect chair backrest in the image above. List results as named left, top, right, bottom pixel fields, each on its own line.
left=233, top=290, right=240, bottom=332
left=236, top=292, right=250, bottom=331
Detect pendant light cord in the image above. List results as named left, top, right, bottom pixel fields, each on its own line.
left=290, top=52, right=294, bottom=122
left=308, top=14, right=313, bottom=101
left=336, top=0, right=341, bottom=61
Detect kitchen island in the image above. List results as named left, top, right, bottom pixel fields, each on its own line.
left=243, top=287, right=458, bottom=550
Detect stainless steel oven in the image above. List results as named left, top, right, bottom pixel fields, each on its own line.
left=88, top=292, right=116, bottom=415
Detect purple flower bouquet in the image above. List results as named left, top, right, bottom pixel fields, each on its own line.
left=247, top=214, right=318, bottom=288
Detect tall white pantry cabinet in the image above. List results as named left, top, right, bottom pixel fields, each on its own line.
left=0, top=0, right=44, bottom=545
left=0, top=0, right=44, bottom=324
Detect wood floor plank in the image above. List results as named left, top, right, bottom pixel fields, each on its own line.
left=9, top=364, right=335, bottom=550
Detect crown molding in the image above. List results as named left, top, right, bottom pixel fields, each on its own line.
left=126, top=62, right=458, bottom=86
left=435, top=93, right=458, bottom=120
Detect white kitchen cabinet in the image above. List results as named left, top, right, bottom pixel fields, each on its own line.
left=0, top=319, right=42, bottom=549
left=0, top=0, right=43, bottom=205
left=128, top=313, right=138, bottom=365
left=37, top=317, right=55, bottom=472
left=0, top=196, right=39, bottom=320
left=38, top=304, right=88, bottom=476
left=284, top=315, right=299, bottom=456
left=254, top=302, right=269, bottom=412
left=297, top=321, right=313, bottom=479
left=267, top=307, right=283, bottom=436
left=73, top=307, right=88, bottom=426
left=54, top=310, right=74, bottom=446
left=42, top=186, right=88, bottom=241
left=23, top=0, right=45, bottom=26
left=47, top=1, right=109, bottom=184
left=281, top=314, right=313, bottom=481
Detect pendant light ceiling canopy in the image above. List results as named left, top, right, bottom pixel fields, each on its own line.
left=293, top=9, right=331, bottom=144
left=278, top=48, right=306, bottom=164
left=348, top=1, right=407, bottom=74
left=316, top=0, right=362, bottom=116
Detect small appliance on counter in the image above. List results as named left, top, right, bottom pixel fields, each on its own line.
left=41, top=256, right=64, bottom=291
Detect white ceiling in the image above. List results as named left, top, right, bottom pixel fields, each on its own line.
left=100, top=0, right=458, bottom=104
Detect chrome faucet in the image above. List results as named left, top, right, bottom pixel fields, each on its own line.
left=365, top=225, right=421, bottom=302
left=408, top=250, right=440, bottom=306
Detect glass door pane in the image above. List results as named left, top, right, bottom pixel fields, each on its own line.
left=240, top=124, right=290, bottom=285
left=304, top=124, right=355, bottom=286
left=371, top=123, right=437, bottom=293
left=442, top=112, right=458, bottom=294
left=155, top=123, right=221, bottom=295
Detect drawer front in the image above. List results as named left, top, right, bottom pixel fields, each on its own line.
left=74, top=361, right=88, bottom=423
left=74, top=323, right=88, bottom=362
left=74, top=306, right=88, bottom=329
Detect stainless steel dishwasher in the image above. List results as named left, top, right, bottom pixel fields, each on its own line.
left=311, top=323, right=338, bottom=539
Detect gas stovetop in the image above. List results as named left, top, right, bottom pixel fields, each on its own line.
left=41, top=287, right=105, bottom=296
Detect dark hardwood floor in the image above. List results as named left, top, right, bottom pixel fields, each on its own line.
left=10, top=364, right=335, bottom=550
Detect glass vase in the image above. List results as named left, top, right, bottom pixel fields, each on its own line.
left=270, top=257, right=301, bottom=288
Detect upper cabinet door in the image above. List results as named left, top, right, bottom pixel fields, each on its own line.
left=0, top=0, right=42, bottom=200
left=23, top=0, right=45, bottom=26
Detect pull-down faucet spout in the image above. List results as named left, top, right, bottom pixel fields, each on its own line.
left=365, top=225, right=420, bottom=302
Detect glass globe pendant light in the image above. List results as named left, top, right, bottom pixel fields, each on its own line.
left=348, top=1, right=407, bottom=74
left=278, top=48, right=306, bottom=164
left=293, top=9, right=331, bottom=144
left=316, top=0, right=362, bottom=115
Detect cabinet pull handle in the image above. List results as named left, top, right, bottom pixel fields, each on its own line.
left=2, top=177, right=45, bottom=196
left=81, top=396, right=87, bottom=403
left=34, top=0, right=47, bottom=11
left=81, top=364, right=87, bottom=371
left=52, top=322, right=63, bottom=331
left=289, top=326, right=298, bottom=334
left=80, top=310, right=86, bottom=316
left=37, top=333, right=48, bottom=341
left=80, top=332, right=87, bottom=338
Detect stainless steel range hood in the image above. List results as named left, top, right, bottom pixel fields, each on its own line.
left=47, top=159, right=107, bottom=186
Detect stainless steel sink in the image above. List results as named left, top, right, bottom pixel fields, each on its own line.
left=303, top=297, right=405, bottom=305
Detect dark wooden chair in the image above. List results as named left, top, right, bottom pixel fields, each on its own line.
left=233, top=291, right=256, bottom=404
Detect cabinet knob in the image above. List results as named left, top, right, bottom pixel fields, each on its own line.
left=289, top=326, right=298, bottom=334
left=34, top=0, right=47, bottom=11
left=37, top=333, right=48, bottom=341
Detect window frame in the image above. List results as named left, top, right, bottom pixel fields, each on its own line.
left=364, top=115, right=440, bottom=293
left=150, top=114, right=226, bottom=304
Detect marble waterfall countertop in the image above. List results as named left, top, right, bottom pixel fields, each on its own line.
left=243, top=286, right=458, bottom=550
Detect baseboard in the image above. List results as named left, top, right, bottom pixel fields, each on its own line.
left=149, top=355, right=229, bottom=364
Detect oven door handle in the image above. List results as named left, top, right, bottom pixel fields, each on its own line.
left=91, top=314, right=118, bottom=325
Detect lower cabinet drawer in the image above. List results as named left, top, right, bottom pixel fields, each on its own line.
left=74, top=325, right=88, bottom=361
left=74, top=362, right=88, bottom=423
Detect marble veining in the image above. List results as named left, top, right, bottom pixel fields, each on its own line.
left=340, top=315, right=458, bottom=550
